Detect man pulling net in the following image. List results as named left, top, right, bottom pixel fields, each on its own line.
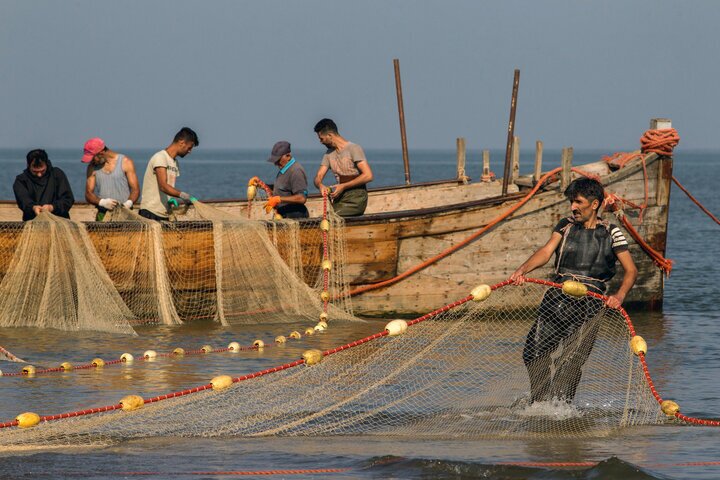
left=510, top=178, right=638, bottom=404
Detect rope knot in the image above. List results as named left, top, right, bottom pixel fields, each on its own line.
left=640, top=128, right=680, bottom=157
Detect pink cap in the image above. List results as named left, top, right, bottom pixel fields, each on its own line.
left=81, top=137, right=106, bottom=163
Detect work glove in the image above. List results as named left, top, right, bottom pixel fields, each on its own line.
left=167, top=198, right=180, bottom=209
left=98, top=198, right=119, bottom=210
left=123, top=200, right=134, bottom=209
left=179, top=192, right=195, bottom=204
left=264, top=196, right=281, bottom=213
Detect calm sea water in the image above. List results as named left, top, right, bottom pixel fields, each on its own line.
left=0, top=149, right=719, bottom=479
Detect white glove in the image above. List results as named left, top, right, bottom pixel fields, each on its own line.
left=98, top=198, right=118, bottom=210
left=123, top=200, right=133, bottom=209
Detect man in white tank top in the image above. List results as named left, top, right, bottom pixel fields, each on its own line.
left=82, top=137, right=140, bottom=221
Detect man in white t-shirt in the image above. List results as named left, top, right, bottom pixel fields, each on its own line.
left=139, top=127, right=199, bottom=221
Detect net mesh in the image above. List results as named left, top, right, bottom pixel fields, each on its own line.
left=0, top=213, right=136, bottom=334
left=0, top=282, right=664, bottom=449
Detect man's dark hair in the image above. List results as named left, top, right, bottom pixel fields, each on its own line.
left=314, top=118, right=338, bottom=135
left=564, top=177, right=605, bottom=211
left=173, top=127, right=199, bottom=146
left=26, top=149, right=49, bottom=167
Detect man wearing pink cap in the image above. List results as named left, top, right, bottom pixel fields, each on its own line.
left=82, top=138, right=140, bottom=221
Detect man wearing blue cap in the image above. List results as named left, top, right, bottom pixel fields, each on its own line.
left=263, top=141, right=309, bottom=219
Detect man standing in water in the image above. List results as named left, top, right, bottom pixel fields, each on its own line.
left=509, top=177, right=637, bottom=404
left=139, top=127, right=199, bottom=221
left=313, top=118, right=373, bottom=217
left=82, top=137, right=140, bottom=221
left=13, top=149, right=74, bottom=221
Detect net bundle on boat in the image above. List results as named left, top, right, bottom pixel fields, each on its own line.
left=0, top=213, right=136, bottom=335
left=0, top=281, right=664, bottom=449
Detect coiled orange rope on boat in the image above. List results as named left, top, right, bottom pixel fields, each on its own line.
left=641, top=128, right=680, bottom=157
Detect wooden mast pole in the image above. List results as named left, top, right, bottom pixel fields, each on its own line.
left=502, top=69, right=520, bottom=196
left=393, top=59, right=411, bottom=185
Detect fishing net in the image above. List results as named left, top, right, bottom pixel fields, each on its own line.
left=0, top=281, right=664, bottom=449
left=0, top=213, right=136, bottom=335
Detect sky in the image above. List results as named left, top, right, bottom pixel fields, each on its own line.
left=2, top=0, right=719, bottom=153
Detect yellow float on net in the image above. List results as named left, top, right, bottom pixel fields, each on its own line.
left=302, top=349, right=324, bottom=366
left=562, top=280, right=588, bottom=297
left=144, top=350, right=158, bottom=359
left=60, top=362, right=73, bottom=372
left=661, top=400, right=680, bottom=417
left=227, top=342, right=241, bottom=352
left=314, top=321, right=328, bottom=332
left=630, top=336, right=647, bottom=356
left=274, top=213, right=283, bottom=220
left=289, top=331, right=302, bottom=339
left=275, top=336, right=287, bottom=344
left=321, top=260, right=332, bottom=271
left=92, top=358, right=105, bottom=368
left=201, top=345, right=213, bottom=353
left=22, top=365, right=36, bottom=377
left=319, top=312, right=329, bottom=322
left=470, top=284, right=492, bottom=302
left=211, top=375, right=234, bottom=390
left=304, top=327, right=315, bottom=336
left=319, top=219, right=330, bottom=231
left=172, top=348, right=185, bottom=356
left=253, top=339, right=265, bottom=349
left=385, top=319, right=408, bottom=336
left=120, top=353, right=134, bottom=363
left=120, top=395, right=144, bottom=411
left=320, top=291, right=331, bottom=302
left=247, top=184, right=257, bottom=201
left=16, top=412, right=40, bottom=429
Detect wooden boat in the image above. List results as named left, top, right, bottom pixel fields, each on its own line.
left=0, top=125, right=674, bottom=318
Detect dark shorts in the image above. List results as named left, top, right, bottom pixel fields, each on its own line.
left=332, top=187, right=368, bottom=217
left=139, top=209, right=169, bottom=222
left=277, top=204, right=309, bottom=219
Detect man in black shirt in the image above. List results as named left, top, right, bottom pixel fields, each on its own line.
left=509, top=178, right=637, bottom=403
left=13, top=149, right=75, bottom=221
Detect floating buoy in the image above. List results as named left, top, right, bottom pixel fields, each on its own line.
left=385, top=319, right=408, bottom=336
left=319, top=312, right=329, bottom=322
left=172, top=348, right=185, bottom=356
left=630, top=336, right=647, bottom=356
left=22, top=365, right=36, bottom=377
left=120, top=353, right=134, bottom=363
left=211, top=375, right=234, bottom=390
left=320, top=219, right=330, bottom=231
left=321, top=260, right=332, bottom=271
left=247, top=184, right=257, bottom=201
left=304, top=327, right=315, bottom=336
left=253, top=340, right=265, bottom=349
left=228, top=342, right=241, bottom=352
left=289, top=331, right=302, bottom=339
left=661, top=400, right=680, bottom=417
left=144, top=350, right=157, bottom=359
left=275, top=336, right=287, bottom=344
left=562, top=280, right=587, bottom=297
left=320, top=291, right=330, bottom=302
left=16, top=412, right=40, bottom=429
left=302, top=349, right=324, bottom=366
left=470, top=284, right=492, bottom=302
left=120, top=395, right=144, bottom=411
left=60, top=362, right=73, bottom=372
left=92, top=358, right=105, bottom=368
left=201, top=345, right=213, bottom=353
left=314, top=321, right=328, bottom=332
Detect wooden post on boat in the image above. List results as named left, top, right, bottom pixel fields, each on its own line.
left=481, top=150, right=493, bottom=182
left=511, top=136, right=520, bottom=184
left=456, top=137, right=469, bottom=184
left=502, top=69, right=520, bottom=196
left=561, top=147, right=573, bottom=191
left=652, top=118, right=673, bottom=208
left=393, top=59, right=411, bottom=185
left=534, top=141, right=543, bottom=184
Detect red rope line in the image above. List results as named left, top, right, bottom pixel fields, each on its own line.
left=672, top=175, right=720, bottom=226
